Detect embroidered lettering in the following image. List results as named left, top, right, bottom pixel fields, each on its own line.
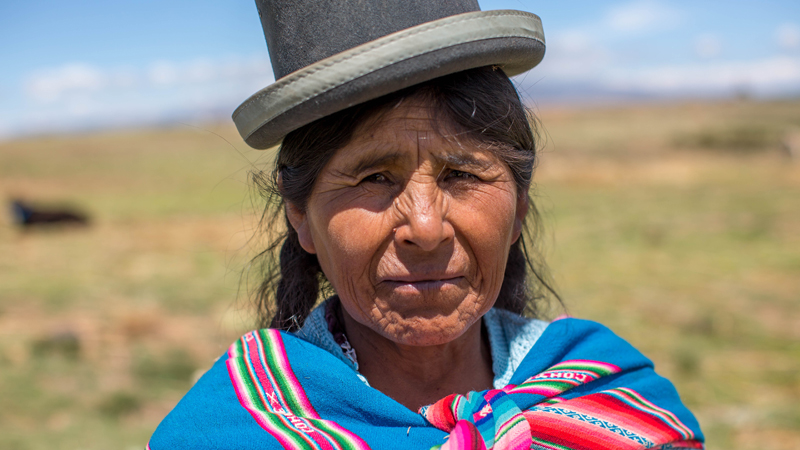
left=287, top=414, right=315, bottom=433
left=533, top=370, right=593, bottom=382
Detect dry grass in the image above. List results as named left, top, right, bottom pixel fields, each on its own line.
left=1, top=99, right=798, bottom=449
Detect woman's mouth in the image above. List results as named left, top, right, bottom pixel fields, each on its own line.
left=381, top=276, right=465, bottom=293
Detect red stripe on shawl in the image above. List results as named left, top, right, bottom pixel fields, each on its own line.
left=524, top=409, right=647, bottom=450
left=567, top=393, right=688, bottom=443
left=426, top=394, right=459, bottom=430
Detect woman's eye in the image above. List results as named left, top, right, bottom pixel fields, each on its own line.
left=445, top=170, right=478, bottom=181
left=361, top=173, right=390, bottom=184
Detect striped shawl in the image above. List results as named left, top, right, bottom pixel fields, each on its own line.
left=148, top=317, right=704, bottom=449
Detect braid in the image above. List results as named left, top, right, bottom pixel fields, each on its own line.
left=495, top=239, right=527, bottom=315
left=270, top=221, right=322, bottom=331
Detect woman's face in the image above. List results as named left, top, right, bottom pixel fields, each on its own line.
left=288, top=98, right=527, bottom=347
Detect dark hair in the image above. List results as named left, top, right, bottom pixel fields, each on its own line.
left=250, top=66, right=559, bottom=331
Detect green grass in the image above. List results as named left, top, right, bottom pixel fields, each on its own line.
left=1, top=100, right=799, bottom=449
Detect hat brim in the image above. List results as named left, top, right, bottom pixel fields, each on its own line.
left=233, top=10, right=545, bottom=149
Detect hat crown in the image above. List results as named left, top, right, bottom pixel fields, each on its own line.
left=256, top=0, right=481, bottom=79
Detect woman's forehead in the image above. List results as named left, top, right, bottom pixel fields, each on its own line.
left=332, top=130, right=499, bottom=175
left=330, top=100, right=497, bottom=167
left=356, top=99, right=440, bottom=137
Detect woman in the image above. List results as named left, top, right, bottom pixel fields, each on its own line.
left=149, top=1, right=704, bottom=449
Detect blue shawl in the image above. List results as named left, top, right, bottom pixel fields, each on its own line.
left=148, top=317, right=704, bottom=449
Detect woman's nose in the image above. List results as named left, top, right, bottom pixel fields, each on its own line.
left=393, top=182, right=453, bottom=251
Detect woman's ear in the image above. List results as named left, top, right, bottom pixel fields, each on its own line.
left=512, top=192, right=529, bottom=244
left=285, top=202, right=317, bottom=254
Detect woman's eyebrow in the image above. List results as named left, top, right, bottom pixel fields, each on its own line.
left=348, top=151, right=405, bottom=175
left=433, top=152, right=493, bottom=171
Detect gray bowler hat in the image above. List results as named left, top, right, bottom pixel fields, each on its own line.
left=233, top=0, right=546, bottom=149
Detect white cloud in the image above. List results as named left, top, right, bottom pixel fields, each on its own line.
left=525, top=54, right=800, bottom=100
left=553, top=30, right=594, bottom=55
left=625, top=57, right=800, bottom=94
left=25, top=64, right=108, bottom=102
left=148, top=61, right=181, bottom=86
left=22, top=56, right=274, bottom=102
left=4, top=55, right=276, bottom=139
left=605, top=0, right=682, bottom=34
left=776, top=23, right=800, bottom=50
left=694, top=34, right=722, bottom=59
left=525, top=7, right=798, bottom=101
left=545, top=29, right=610, bottom=69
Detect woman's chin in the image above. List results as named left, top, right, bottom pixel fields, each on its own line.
left=372, top=313, right=477, bottom=347
left=385, top=329, right=464, bottom=347
left=343, top=288, right=491, bottom=347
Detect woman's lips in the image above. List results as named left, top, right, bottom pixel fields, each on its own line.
left=380, top=276, right=465, bottom=293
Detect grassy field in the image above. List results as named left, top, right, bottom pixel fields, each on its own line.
left=1, top=99, right=798, bottom=449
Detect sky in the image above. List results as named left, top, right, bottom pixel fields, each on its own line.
left=1, top=0, right=799, bottom=140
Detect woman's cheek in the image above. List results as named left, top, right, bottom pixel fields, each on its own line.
left=461, top=191, right=517, bottom=297
left=329, top=211, right=386, bottom=256
left=323, top=210, right=388, bottom=292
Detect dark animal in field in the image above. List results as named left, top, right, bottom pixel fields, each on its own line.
left=31, top=329, right=81, bottom=360
left=10, top=199, right=89, bottom=228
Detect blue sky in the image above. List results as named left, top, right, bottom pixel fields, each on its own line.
left=1, top=0, right=799, bottom=139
